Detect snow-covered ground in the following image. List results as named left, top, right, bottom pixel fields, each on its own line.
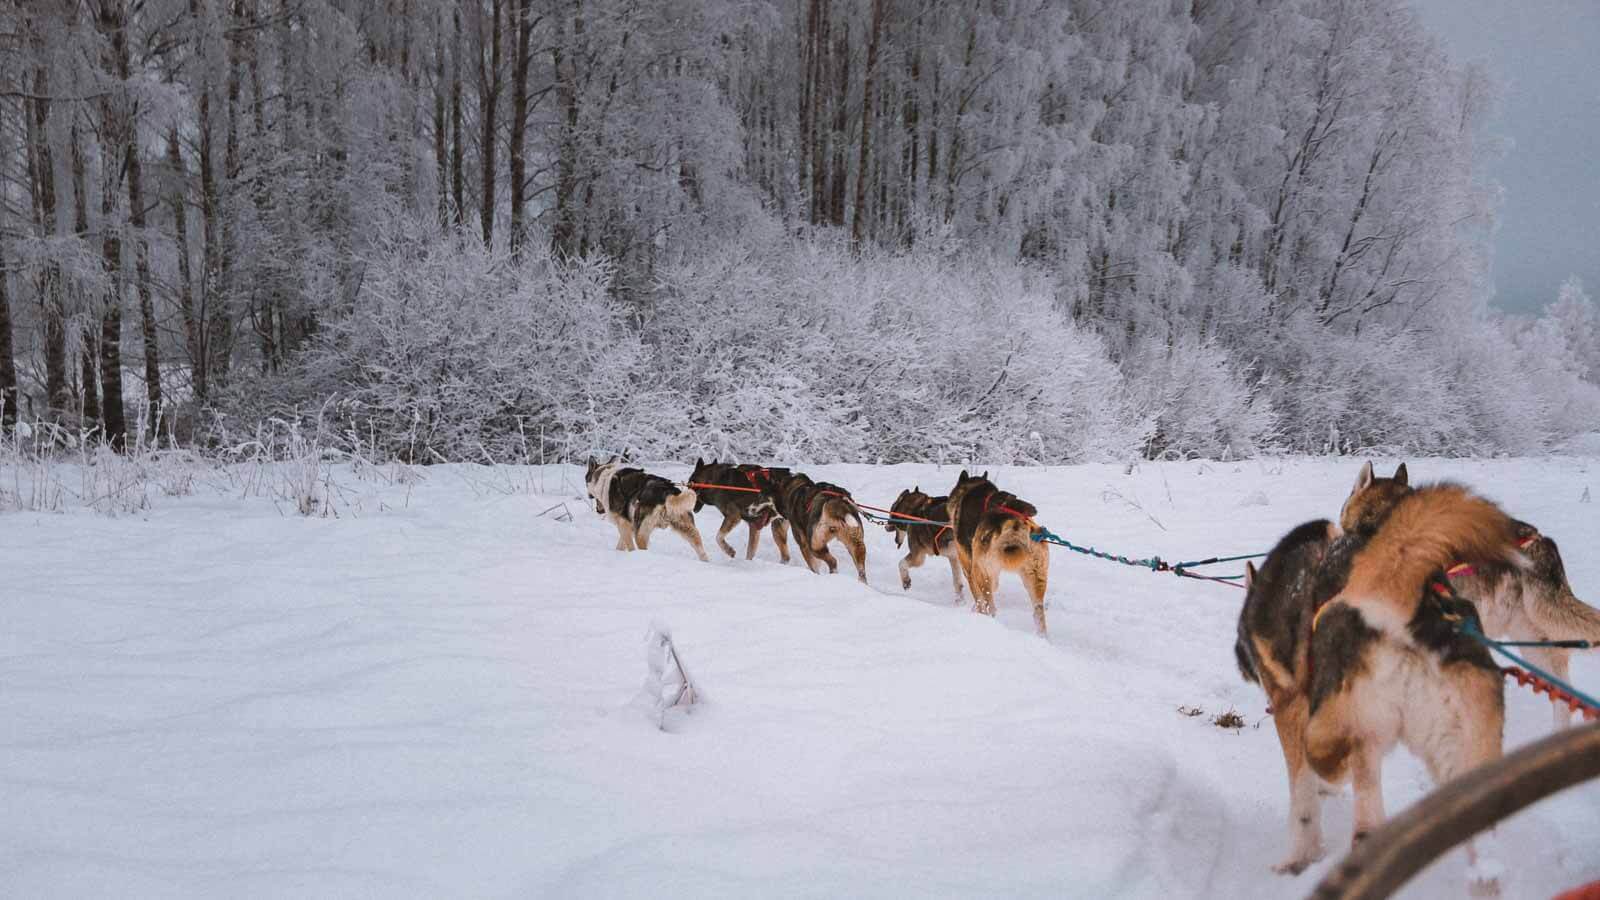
left=2, top=457, right=1597, bottom=898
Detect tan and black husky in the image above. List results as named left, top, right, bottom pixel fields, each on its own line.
left=584, top=458, right=709, bottom=561
left=886, top=487, right=965, bottom=602
left=1237, top=497, right=1511, bottom=881
left=762, top=471, right=868, bottom=581
left=1343, top=461, right=1600, bottom=728
left=946, top=471, right=1050, bottom=635
left=687, top=459, right=792, bottom=562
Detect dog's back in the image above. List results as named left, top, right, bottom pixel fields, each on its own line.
left=888, top=488, right=952, bottom=555
left=764, top=471, right=867, bottom=581
left=1235, top=519, right=1340, bottom=695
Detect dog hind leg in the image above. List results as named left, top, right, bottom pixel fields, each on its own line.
left=1268, top=695, right=1326, bottom=874
left=671, top=516, right=711, bottom=562
left=1023, top=551, right=1049, bottom=637
left=1349, top=743, right=1386, bottom=847
left=611, top=515, right=637, bottom=551
left=842, top=523, right=867, bottom=583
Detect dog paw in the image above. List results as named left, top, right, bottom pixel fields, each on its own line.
left=1466, top=857, right=1505, bottom=898
left=1271, top=843, right=1325, bottom=876
left=719, top=545, right=736, bottom=558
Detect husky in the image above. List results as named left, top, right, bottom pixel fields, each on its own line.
left=1343, top=461, right=1600, bottom=728
left=761, top=470, right=868, bottom=582
left=1236, top=500, right=1510, bottom=882
left=946, top=470, right=1050, bottom=636
left=584, top=458, right=709, bottom=561
left=687, top=459, right=792, bottom=562
left=885, top=487, right=965, bottom=602
left=1282, top=475, right=1520, bottom=888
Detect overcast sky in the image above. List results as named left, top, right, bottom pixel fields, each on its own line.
left=1408, top=0, right=1600, bottom=314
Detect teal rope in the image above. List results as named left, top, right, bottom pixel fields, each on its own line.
left=1031, top=526, right=1169, bottom=570
left=1458, top=618, right=1600, bottom=715
left=1484, top=637, right=1594, bottom=649
left=1171, top=552, right=1269, bottom=568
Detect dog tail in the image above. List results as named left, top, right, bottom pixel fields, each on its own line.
left=824, top=497, right=862, bottom=530
left=1521, top=534, right=1600, bottom=645
left=1350, top=484, right=1521, bottom=614
left=1235, top=634, right=1260, bottom=682
left=667, top=487, right=698, bottom=519
left=997, top=518, right=1034, bottom=561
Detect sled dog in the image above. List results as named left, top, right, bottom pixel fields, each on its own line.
left=946, top=471, right=1050, bottom=635
left=1236, top=502, right=1510, bottom=881
left=688, top=459, right=792, bottom=562
left=584, top=458, right=709, bottom=561
left=1342, top=461, right=1600, bottom=728
left=761, top=470, right=868, bottom=581
left=886, top=487, right=965, bottom=602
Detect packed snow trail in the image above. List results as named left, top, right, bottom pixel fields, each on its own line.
left=2, top=459, right=1596, bottom=898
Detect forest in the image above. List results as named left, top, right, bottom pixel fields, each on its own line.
left=2, top=0, right=1598, bottom=464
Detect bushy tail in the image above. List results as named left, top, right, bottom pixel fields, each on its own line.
left=1523, top=535, right=1600, bottom=645
left=1351, top=484, right=1522, bottom=601
left=668, top=488, right=698, bottom=519
left=825, top=497, right=862, bottom=531
left=997, top=519, right=1034, bottom=562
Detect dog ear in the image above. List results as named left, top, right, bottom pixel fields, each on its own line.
left=959, top=469, right=968, bottom=481
left=1354, top=460, right=1374, bottom=492
left=1243, top=561, right=1256, bottom=590
left=982, top=470, right=990, bottom=480
left=914, top=485, right=920, bottom=493
left=1393, top=462, right=1408, bottom=486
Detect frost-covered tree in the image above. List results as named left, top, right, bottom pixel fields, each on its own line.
left=0, top=0, right=1581, bottom=461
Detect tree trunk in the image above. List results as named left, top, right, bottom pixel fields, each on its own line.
left=97, top=2, right=131, bottom=448
left=119, top=43, right=162, bottom=421
left=478, top=0, right=504, bottom=245
left=71, top=120, right=101, bottom=429
left=451, top=4, right=465, bottom=228
left=828, top=16, right=849, bottom=227
left=194, top=0, right=221, bottom=402
left=851, top=0, right=884, bottom=249
left=808, top=0, right=828, bottom=225
left=167, top=127, right=202, bottom=394
left=0, top=232, right=15, bottom=426
left=434, top=21, right=449, bottom=227
left=25, top=54, right=68, bottom=418
left=507, top=0, right=534, bottom=258
left=551, top=6, right=582, bottom=258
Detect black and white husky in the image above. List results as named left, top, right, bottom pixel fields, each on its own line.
left=584, top=458, right=709, bottom=561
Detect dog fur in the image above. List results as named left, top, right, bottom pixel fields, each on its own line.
left=1237, top=510, right=1506, bottom=881
left=1234, top=518, right=1344, bottom=874
left=946, top=470, right=1050, bottom=636
left=886, top=487, right=965, bottom=602
left=1342, top=461, right=1600, bottom=728
left=762, top=471, right=868, bottom=581
left=687, top=459, right=792, bottom=563
left=584, top=458, right=709, bottom=561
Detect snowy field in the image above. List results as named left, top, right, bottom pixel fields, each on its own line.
left=2, top=457, right=1597, bottom=898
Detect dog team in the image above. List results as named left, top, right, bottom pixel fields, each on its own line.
left=586, top=456, right=1600, bottom=886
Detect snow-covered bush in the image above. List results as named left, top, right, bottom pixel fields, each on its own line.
left=651, top=238, right=1142, bottom=464
left=261, top=224, right=678, bottom=463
